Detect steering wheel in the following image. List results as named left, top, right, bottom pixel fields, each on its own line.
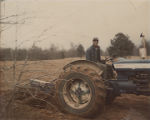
left=104, top=57, right=113, bottom=63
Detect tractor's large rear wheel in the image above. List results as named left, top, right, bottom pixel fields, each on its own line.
left=56, top=65, right=106, bottom=118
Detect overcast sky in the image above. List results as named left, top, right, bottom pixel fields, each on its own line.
left=1, top=0, right=150, bottom=50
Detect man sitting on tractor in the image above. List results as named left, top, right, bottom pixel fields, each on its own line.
left=86, top=38, right=101, bottom=62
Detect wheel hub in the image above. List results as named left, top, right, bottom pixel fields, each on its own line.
left=63, top=78, right=92, bottom=109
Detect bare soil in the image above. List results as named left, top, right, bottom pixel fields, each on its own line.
left=0, top=58, right=150, bottom=120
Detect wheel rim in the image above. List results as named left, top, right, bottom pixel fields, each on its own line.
left=63, top=78, right=92, bottom=109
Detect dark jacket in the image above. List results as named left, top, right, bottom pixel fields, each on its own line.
left=86, top=45, right=101, bottom=62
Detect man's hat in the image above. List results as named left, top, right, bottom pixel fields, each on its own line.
left=93, top=37, right=99, bottom=41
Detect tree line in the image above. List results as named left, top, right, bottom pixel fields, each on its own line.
left=0, top=32, right=150, bottom=61
left=0, top=43, right=85, bottom=61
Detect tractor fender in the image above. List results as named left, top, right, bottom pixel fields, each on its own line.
left=63, top=60, right=106, bottom=75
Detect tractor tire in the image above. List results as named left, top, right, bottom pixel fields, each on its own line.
left=55, top=65, right=106, bottom=118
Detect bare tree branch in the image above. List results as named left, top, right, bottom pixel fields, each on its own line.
left=0, top=14, right=19, bottom=20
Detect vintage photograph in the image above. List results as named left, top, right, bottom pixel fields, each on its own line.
left=0, top=0, right=150, bottom=120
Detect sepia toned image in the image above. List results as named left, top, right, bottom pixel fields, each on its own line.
left=0, top=0, right=150, bottom=120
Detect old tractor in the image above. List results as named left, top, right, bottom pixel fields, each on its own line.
left=55, top=58, right=150, bottom=117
